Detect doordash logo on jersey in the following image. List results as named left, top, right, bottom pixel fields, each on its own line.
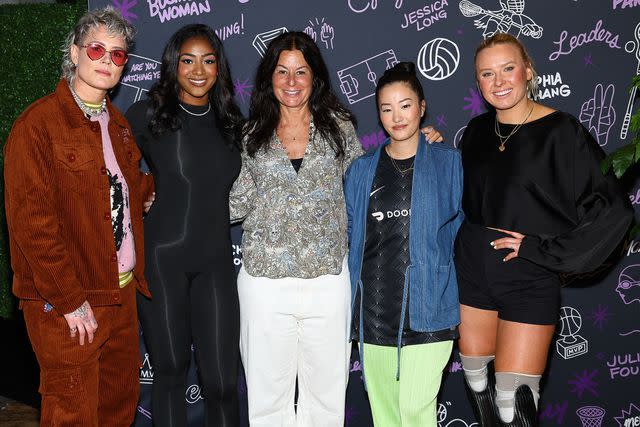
left=372, top=209, right=412, bottom=222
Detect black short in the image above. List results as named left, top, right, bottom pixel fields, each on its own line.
left=454, top=222, right=561, bottom=325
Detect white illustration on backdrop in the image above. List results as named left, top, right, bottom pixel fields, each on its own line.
left=576, top=406, right=605, bottom=427
left=579, top=83, right=616, bottom=147
left=621, top=21, right=640, bottom=139
left=303, top=18, right=335, bottom=50
left=437, top=401, right=479, bottom=427
left=556, top=306, right=589, bottom=360
left=459, top=0, right=542, bottom=39
left=185, top=384, right=203, bottom=404
left=253, top=27, right=288, bottom=57
left=417, top=37, right=460, bottom=81
left=139, top=352, right=154, bottom=385
left=120, top=53, right=161, bottom=103
left=337, top=50, right=399, bottom=104
left=453, top=125, right=467, bottom=148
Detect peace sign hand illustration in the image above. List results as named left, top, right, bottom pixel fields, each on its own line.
left=579, top=83, right=616, bottom=146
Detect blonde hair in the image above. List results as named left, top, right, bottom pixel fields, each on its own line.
left=61, top=6, right=135, bottom=83
left=474, top=33, right=538, bottom=99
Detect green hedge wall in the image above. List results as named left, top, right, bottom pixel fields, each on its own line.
left=0, top=1, right=87, bottom=318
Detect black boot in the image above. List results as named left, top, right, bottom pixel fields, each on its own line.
left=464, top=379, right=499, bottom=426
left=499, top=385, right=539, bottom=427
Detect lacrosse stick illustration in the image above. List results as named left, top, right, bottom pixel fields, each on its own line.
left=620, top=21, right=640, bottom=140
left=459, top=0, right=543, bottom=38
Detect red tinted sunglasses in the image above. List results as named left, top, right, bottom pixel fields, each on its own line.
left=81, top=43, right=128, bottom=66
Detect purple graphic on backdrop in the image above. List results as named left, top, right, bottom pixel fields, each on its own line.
left=587, top=304, right=612, bottom=330
left=112, top=0, right=138, bottom=22
left=214, top=13, right=245, bottom=41
left=614, top=403, right=640, bottom=427
left=359, top=129, right=386, bottom=150
left=458, top=0, right=542, bottom=39
left=345, top=406, right=358, bottom=426
left=462, top=88, right=485, bottom=117
left=540, top=401, right=568, bottom=424
left=400, top=1, right=449, bottom=32
left=548, top=20, right=622, bottom=61
left=147, top=0, right=211, bottom=23
left=579, top=83, right=616, bottom=147
left=568, top=369, right=599, bottom=398
left=617, top=265, right=640, bottom=305
left=437, top=114, right=447, bottom=127
left=233, top=78, right=253, bottom=105
left=576, top=406, right=605, bottom=427
left=337, top=50, right=398, bottom=104
left=607, top=353, right=640, bottom=380
left=584, top=53, right=593, bottom=66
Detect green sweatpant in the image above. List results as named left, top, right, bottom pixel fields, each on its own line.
left=362, top=340, right=453, bottom=427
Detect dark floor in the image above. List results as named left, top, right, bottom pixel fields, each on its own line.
left=0, top=396, right=39, bottom=426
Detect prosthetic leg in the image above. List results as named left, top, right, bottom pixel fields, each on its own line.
left=460, top=354, right=499, bottom=426
left=495, top=372, right=541, bottom=427
left=498, top=385, right=539, bottom=427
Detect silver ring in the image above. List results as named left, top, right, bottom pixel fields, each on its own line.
left=70, top=327, right=77, bottom=332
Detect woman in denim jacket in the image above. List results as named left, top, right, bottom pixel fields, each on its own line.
left=344, top=62, right=464, bottom=427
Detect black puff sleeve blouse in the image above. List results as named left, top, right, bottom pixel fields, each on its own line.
left=460, top=111, right=634, bottom=274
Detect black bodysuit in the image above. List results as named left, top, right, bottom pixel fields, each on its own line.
left=126, top=100, right=241, bottom=427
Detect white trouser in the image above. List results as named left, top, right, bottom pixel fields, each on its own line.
left=238, top=259, right=352, bottom=427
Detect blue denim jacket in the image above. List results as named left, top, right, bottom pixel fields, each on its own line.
left=344, top=134, right=464, bottom=379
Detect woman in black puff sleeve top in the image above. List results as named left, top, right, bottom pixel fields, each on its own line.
left=125, top=25, right=243, bottom=427
left=455, top=34, right=633, bottom=426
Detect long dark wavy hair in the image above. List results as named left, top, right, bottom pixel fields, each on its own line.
left=147, top=24, right=243, bottom=147
left=245, top=31, right=355, bottom=158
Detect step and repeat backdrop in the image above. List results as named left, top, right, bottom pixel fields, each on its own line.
left=87, top=0, right=640, bottom=425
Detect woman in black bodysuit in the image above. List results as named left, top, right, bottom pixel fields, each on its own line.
left=125, top=24, right=243, bottom=427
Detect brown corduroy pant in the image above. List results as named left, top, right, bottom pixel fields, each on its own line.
left=22, top=282, right=140, bottom=427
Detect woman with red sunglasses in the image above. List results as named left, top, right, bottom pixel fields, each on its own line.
left=4, top=7, right=154, bottom=426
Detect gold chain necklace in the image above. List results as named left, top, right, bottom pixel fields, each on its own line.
left=386, top=146, right=415, bottom=176
left=494, top=103, right=535, bottom=152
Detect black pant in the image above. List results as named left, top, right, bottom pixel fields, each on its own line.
left=138, top=262, right=240, bottom=427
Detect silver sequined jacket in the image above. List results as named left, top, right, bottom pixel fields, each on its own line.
left=230, top=119, right=364, bottom=279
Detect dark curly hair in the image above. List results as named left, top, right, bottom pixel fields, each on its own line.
left=245, top=31, right=355, bottom=158
left=147, top=24, right=243, bottom=147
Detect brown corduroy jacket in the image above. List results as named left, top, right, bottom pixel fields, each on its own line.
left=4, top=79, right=153, bottom=316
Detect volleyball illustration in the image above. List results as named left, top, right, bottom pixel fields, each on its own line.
left=417, top=37, right=460, bottom=81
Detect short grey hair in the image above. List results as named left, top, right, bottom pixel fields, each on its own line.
left=61, top=6, right=136, bottom=82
